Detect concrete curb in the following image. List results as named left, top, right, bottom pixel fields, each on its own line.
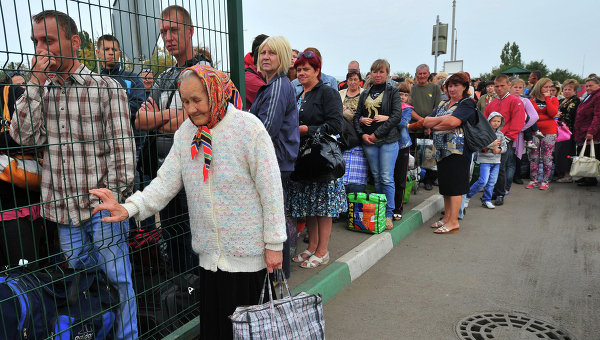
left=166, top=194, right=444, bottom=339
left=291, top=194, right=444, bottom=302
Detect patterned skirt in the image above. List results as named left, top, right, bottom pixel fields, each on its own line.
left=287, top=178, right=347, bottom=218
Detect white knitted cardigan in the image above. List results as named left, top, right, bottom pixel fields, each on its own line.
left=123, top=105, right=287, bottom=273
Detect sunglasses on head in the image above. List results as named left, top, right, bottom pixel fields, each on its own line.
left=297, top=50, right=317, bottom=60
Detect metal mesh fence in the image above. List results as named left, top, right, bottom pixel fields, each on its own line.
left=0, top=0, right=239, bottom=338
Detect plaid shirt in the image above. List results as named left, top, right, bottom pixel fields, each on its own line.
left=343, top=146, right=368, bottom=185
left=10, top=64, right=135, bottom=225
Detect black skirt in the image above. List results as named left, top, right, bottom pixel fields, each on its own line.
left=554, top=139, right=576, bottom=173
left=437, top=154, right=471, bottom=196
left=198, top=267, right=271, bottom=340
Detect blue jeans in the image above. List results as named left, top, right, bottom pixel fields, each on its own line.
left=363, top=141, right=399, bottom=217
left=58, top=211, right=138, bottom=340
left=468, top=163, right=500, bottom=202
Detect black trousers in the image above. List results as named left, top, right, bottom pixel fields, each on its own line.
left=494, top=141, right=515, bottom=197
left=0, top=217, right=44, bottom=270
left=199, top=267, right=272, bottom=339
left=394, top=147, right=410, bottom=214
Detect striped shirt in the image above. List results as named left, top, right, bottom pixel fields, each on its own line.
left=10, top=64, right=135, bottom=225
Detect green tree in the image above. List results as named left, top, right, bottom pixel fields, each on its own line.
left=509, top=42, right=522, bottom=66
left=548, top=68, right=583, bottom=83
left=393, top=71, right=412, bottom=80
left=524, top=60, right=550, bottom=78
left=77, top=30, right=98, bottom=72
left=1, top=62, right=28, bottom=82
left=142, top=47, right=176, bottom=78
left=500, top=42, right=522, bottom=67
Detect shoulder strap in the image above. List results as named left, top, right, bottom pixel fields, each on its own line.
left=1, top=86, right=10, bottom=133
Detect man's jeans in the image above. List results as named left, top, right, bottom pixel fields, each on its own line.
left=58, top=211, right=138, bottom=340
left=494, top=140, right=515, bottom=196
left=468, top=163, right=500, bottom=202
left=363, top=141, right=399, bottom=218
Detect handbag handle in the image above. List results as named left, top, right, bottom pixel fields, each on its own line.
left=578, top=139, right=595, bottom=159
left=258, top=270, right=311, bottom=338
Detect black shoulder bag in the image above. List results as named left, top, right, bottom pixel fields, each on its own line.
left=290, top=127, right=345, bottom=182
left=463, top=108, right=497, bottom=152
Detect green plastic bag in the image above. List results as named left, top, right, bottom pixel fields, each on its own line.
left=347, top=192, right=387, bottom=234
left=404, top=174, right=415, bottom=204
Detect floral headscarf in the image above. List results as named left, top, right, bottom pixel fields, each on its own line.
left=179, top=64, right=243, bottom=181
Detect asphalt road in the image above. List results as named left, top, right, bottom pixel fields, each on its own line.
left=323, top=183, right=600, bottom=340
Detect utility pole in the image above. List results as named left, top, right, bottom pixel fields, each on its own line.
left=454, top=29, right=458, bottom=60
left=450, top=0, right=456, bottom=60
left=434, top=15, right=440, bottom=73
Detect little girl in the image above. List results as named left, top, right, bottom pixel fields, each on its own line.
left=366, top=82, right=412, bottom=221
left=393, top=82, right=413, bottom=220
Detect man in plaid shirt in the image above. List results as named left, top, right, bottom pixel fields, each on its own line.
left=10, top=10, right=137, bottom=339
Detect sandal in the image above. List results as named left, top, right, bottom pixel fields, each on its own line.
left=434, top=226, right=459, bottom=234
left=431, top=220, right=446, bottom=228
left=300, top=252, right=330, bottom=269
left=292, top=249, right=315, bottom=263
left=385, top=217, right=394, bottom=230
left=393, top=213, right=402, bottom=221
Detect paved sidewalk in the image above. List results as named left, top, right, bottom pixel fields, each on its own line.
left=323, top=183, right=600, bottom=339
left=166, top=185, right=444, bottom=339
left=289, top=187, right=443, bottom=301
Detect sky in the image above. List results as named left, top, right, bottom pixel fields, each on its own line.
left=2, top=0, right=598, bottom=82
left=242, top=0, right=600, bottom=80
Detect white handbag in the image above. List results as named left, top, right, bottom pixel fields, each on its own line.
left=570, top=140, right=600, bottom=178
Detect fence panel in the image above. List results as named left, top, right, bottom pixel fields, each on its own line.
left=0, top=0, right=238, bottom=338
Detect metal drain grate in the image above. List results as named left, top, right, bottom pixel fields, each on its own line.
left=456, top=311, right=576, bottom=340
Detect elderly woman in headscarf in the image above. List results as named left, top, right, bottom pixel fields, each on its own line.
left=89, top=65, right=286, bottom=339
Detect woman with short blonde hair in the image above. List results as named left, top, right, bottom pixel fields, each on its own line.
left=354, top=59, right=404, bottom=227
left=257, top=36, right=292, bottom=77
left=249, top=36, right=299, bottom=278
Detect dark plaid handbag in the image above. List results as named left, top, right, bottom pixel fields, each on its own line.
left=230, top=271, right=325, bottom=339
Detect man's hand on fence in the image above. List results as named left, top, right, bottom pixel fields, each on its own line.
left=264, top=249, right=283, bottom=273
left=89, top=188, right=130, bottom=223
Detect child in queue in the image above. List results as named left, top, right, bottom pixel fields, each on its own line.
left=464, top=112, right=507, bottom=209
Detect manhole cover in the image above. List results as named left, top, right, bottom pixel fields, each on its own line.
left=456, top=312, right=576, bottom=340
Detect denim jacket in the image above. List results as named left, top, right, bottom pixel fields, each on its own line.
left=398, top=103, right=413, bottom=149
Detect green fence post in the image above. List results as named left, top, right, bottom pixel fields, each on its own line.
left=227, top=0, right=246, bottom=109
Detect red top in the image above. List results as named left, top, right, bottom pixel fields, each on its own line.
left=484, top=93, right=526, bottom=141
left=529, top=96, right=559, bottom=135
left=244, top=52, right=266, bottom=109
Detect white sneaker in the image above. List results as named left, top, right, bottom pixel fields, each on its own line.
left=535, top=131, right=545, bottom=139
left=526, top=141, right=536, bottom=149
left=482, top=201, right=496, bottom=209
left=463, top=197, right=470, bottom=208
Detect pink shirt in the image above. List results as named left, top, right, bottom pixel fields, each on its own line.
left=0, top=205, right=41, bottom=222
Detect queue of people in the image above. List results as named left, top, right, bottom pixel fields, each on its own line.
left=1, top=7, right=599, bottom=339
